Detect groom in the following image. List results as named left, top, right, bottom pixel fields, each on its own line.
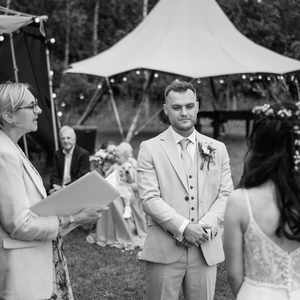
left=137, top=80, right=233, bottom=300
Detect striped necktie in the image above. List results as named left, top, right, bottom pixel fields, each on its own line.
left=179, top=138, right=193, bottom=174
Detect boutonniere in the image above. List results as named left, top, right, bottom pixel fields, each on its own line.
left=198, top=142, right=216, bottom=170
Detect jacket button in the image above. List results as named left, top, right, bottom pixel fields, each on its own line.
left=190, top=185, right=193, bottom=189
left=189, top=175, right=192, bottom=179
left=191, top=196, right=194, bottom=200
left=184, top=196, right=189, bottom=201
left=191, top=207, right=195, bottom=210
left=191, top=218, right=195, bottom=222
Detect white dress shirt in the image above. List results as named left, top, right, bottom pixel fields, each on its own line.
left=62, top=146, right=75, bottom=186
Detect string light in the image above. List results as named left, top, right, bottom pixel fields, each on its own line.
left=34, top=17, right=40, bottom=23
left=79, top=94, right=85, bottom=100
left=242, top=74, right=247, bottom=80
left=97, top=84, right=102, bottom=89
left=49, top=70, right=54, bottom=77
left=136, top=70, right=141, bottom=75
left=60, top=102, right=66, bottom=108
left=258, top=75, right=262, bottom=80
left=154, top=73, right=159, bottom=78
left=197, top=79, right=201, bottom=84
left=52, top=93, right=56, bottom=99
left=110, top=78, right=115, bottom=83
left=0, top=35, right=4, bottom=42
left=49, top=38, right=55, bottom=44
left=122, top=77, right=127, bottom=82
left=250, top=77, right=254, bottom=82
left=219, top=79, right=224, bottom=84
left=267, top=76, right=271, bottom=81
left=57, top=111, right=63, bottom=117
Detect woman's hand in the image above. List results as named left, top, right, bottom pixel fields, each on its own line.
left=72, top=207, right=106, bottom=225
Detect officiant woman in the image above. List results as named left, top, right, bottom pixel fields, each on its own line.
left=0, top=82, right=100, bottom=300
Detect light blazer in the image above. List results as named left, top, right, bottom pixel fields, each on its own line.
left=0, top=131, right=59, bottom=300
left=137, top=127, right=233, bottom=266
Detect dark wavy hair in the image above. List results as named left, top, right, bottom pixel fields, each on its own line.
left=239, top=102, right=300, bottom=241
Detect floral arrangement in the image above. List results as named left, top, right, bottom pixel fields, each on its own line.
left=198, top=142, right=216, bottom=171
left=252, top=103, right=300, bottom=119
left=252, top=102, right=300, bottom=173
left=90, top=146, right=118, bottom=176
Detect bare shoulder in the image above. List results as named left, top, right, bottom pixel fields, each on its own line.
left=227, top=189, right=244, bottom=208
left=226, top=189, right=248, bottom=224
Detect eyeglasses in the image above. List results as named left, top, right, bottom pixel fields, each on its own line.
left=16, top=99, right=40, bottom=113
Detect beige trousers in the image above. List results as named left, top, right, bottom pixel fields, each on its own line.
left=145, top=246, right=217, bottom=300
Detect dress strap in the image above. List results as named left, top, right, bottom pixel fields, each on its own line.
left=243, top=189, right=254, bottom=220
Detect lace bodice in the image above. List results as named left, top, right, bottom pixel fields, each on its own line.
left=243, top=190, right=300, bottom=293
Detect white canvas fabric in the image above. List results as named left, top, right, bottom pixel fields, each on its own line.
left=67, top=0, right=300, bottom=78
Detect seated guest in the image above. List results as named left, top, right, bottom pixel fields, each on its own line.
left=50, top=125, right=90, bottom=193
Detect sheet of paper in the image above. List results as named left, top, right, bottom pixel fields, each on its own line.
left=31, top=171, right=119, bottom=216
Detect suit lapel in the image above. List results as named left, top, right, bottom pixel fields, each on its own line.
left=196, top=133, right=206, bottom=200
left=70, top=146, right=79, bottom=179
left=0, top=131, right=46, bottom=198
left=20, top=153, right=47, bottom=198
left=160, top=128, right=189, bottom=192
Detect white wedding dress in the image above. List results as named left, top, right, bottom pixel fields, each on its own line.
left=237, top=191, right=300, bottom=300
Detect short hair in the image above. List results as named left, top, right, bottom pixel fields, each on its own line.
left=116, top=142, right=133, bottom=158
left=0, top=82, right=30, bottom=128
left=164, top=80, right=196, bottom=99
left=59, top=125, right=76, bottom=139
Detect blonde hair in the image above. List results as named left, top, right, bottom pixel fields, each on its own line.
left=116, top=142, right=133, bottom=161
left=0, top=82, right=29, bottom=128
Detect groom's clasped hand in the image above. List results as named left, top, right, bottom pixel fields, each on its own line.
left=180, top=223, right=215, bottom=248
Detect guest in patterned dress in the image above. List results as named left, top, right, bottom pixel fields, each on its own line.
left=0, top=83, right=100, bottom=300
left=224, top=102, right=300, bottom=300
left=87, top=142, right=147, bottom=250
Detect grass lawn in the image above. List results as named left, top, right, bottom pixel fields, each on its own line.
left=64, top=123, right=247, bottom=299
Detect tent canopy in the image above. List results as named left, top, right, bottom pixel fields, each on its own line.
left=0, top=15, right=33, bottom=34
left=67, top=0, right=300, bottom=78
left=0, top=6, right=58, bottom=156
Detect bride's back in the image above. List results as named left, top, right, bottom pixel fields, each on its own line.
left=246, top=182, right=300, bottom=253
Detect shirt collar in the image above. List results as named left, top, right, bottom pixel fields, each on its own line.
left=62, top=145, right=75, bottom=156
left=170, top=126, right=196, bottom=145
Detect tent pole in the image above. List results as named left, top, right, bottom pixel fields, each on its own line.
left=125, top=71, right=153, bottom=142
left=133, top=108, right=162, bottom=136
left=45, top=46, right=59, bottom=151
left=76, top=79, right=105, bottom=125
left=105, top=77, right=124, bottom=139
left=294, top=78, right=300, bottom=101
left=9, top=32, right=29, bottom=156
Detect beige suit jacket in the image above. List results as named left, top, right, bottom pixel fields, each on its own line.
left=0, top=131, right=59, bottom=300
left=137, top=127, right=233, bottom=266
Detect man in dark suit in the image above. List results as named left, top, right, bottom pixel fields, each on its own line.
left=49, top=125, right=90, bottom=193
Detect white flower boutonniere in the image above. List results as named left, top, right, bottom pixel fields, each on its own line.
left=198, top=142, right=216, bottom=171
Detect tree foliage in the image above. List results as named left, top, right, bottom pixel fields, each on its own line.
left=1, top=0, right=300, bottom=122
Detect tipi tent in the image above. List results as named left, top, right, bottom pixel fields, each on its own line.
left=0, top=7, right=58, bottom=162
left=66, top=0, right=300, bottom=78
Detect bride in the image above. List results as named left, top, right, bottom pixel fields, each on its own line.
left=224, top=102, right=300, bottom=300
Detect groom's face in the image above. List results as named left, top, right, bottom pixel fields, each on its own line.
left=164, top=89, right=199, bottom=134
